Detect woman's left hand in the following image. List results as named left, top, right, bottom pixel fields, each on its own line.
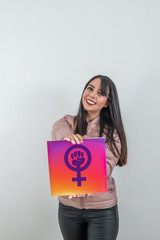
left=69, top=193, right=93, bottom=199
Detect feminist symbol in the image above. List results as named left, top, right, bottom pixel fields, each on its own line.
left=64, top=145, right=91, bottom=187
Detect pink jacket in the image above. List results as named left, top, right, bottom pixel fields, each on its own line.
left=51, top=115, right=121, bottom=209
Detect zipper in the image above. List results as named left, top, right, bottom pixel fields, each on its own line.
left=80, top=197, right=85, bottom=209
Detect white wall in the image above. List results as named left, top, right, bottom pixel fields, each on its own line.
left=0, top=0, right=160, bottom=239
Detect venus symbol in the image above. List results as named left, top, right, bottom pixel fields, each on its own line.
left=64, top=145, right=91, bottom=187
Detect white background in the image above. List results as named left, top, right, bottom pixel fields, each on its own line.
left=0, top=0, right=160, bottom=239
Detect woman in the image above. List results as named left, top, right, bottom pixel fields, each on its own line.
left=51, top=75, right=127, bottom=240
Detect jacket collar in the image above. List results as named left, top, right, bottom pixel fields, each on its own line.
left=87, top=116, right=100, bottom=125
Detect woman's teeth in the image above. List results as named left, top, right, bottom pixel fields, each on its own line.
left=86, top=99, right=96, bottom=105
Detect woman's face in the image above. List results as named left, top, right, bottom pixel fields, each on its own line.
left=82, top=78, right=109, bottom=120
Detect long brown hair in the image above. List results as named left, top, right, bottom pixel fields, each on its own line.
left=74, top=75, right=127, bottom=167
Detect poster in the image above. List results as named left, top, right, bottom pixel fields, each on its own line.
left=47, top=137, right=107, bottom=196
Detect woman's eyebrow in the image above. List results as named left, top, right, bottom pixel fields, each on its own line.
left=88, top=84, right=101, bottom=91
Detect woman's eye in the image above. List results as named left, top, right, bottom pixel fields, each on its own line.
left=87, top=87, right=93, bottom=91
left=87, top=87, right=105, bottom=96
left=98, top=92, right=105, bottom=96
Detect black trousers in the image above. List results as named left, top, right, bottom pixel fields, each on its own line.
left=58, top=202, right=119, bottom=240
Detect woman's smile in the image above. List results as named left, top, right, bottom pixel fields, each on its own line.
left=86, top=99, right=96, bottom=105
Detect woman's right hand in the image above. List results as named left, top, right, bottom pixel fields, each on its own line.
left=63, top=134, right=87, bottom=144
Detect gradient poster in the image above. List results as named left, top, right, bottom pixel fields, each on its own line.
left=47, top=137, right=107, bottom=196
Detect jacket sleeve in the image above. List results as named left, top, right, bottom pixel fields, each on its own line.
left=51, top=115, right=74, bottom=141
left=106, top=131, right=121, bottom=178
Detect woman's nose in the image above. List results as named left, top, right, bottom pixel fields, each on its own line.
left=89, top=91, right=96, bottom=98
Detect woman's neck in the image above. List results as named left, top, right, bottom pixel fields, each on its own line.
left=86, top=113, right=100, bottom=122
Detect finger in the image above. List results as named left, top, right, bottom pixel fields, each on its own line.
left=78, top=134, right=87, bottom=143
left=73, top=134, right=83, bottom=144
left=63, top=136, right=75, bottom=144
left=83, top=135, right=87, bottom=137
left=68, top=136, right=76, bottom=144
left=69, top=194, right=78, bottom=199
left=86, top=193, right=93, bottom=197
left=67, top=135, right=75, bottom=144
left=63, top=137, right=72, bottom=141
left=77, top=194, right=86, bottom=198
left=63, top=135, right=83, bottom=144
left=83, top=135, right=87, bottom=139
left=77, top=194, right=83, bottom=197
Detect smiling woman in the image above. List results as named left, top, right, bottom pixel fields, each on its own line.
left=51, top=74, right=127, bottom=240
left=82, top=78, right=109, bottom=122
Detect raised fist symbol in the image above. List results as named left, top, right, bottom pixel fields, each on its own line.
left=71, top=151, right=85, bottom=167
